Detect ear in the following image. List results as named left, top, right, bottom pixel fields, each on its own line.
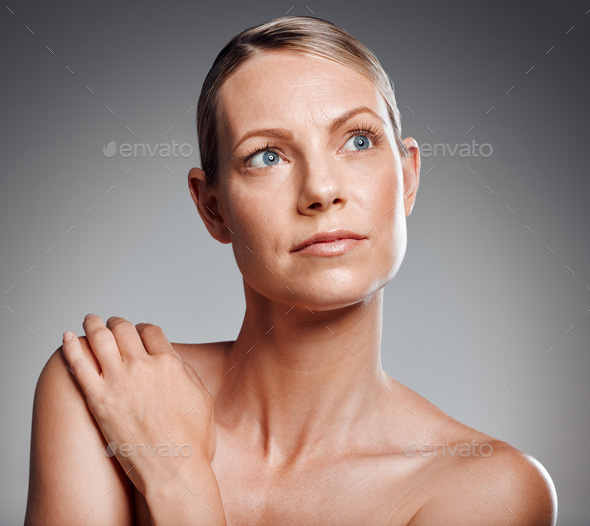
left=401, top=137, right=420, bottom=216
left=187, top=167, right=231, bottom=244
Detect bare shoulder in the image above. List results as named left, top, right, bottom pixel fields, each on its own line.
left=394, top=382, right=560, bottom=526
left=25, top=341, right=133, bottom=525
left=380, top=379, right=556, bottom=525
left=409, top=440, right=557, bottom=525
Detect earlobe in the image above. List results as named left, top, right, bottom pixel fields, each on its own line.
left=401, top=137, right=420, bottom=216
left=187, top=167, right=231, bottom=244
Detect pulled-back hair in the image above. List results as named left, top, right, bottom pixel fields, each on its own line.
left=196, top=15, right=406, bottom=187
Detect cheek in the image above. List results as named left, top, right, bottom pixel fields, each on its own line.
left=222, top=182, right=300, bottom=303
left=359, top=162, right=403, bottom=228
left=362, top=166, right=407, bottom=277
left=351, top=150, right=401, bottom=205
left=222, top=183, right=285, bottom=268
left=382, top=179, right=408, bottom=280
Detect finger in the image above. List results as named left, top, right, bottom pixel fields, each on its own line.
left=61, top=331, right=102, bottom=396
left=105, top=316, right=145, bottom=361
left=135, top=323, right=176, bottom=356
left=82, top=314, right=123, bottom=374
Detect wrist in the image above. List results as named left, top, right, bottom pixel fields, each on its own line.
left=144, top=457, right=226, bottom=526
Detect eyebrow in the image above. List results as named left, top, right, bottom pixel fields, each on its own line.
left=231, top=105, right=386, bottom=153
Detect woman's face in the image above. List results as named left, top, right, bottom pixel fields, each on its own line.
left=191, top=50, right=419, bottom=311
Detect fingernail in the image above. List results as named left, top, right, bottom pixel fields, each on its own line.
left=63, top=331, right=74, bottom=342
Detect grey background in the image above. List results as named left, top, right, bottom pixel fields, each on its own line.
left=1, top=1, right=589, bottom=524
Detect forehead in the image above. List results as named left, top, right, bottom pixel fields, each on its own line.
left=216, top=50, right=389, bottom=143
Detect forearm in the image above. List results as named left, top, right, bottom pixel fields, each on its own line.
left=144, top=458, right=227, bottom=526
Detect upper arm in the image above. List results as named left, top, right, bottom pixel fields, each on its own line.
left=25, top=341, right=134, bottom=525
left=410, top=442, right=557, bottom=525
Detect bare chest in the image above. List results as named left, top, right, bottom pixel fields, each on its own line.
left=132, top=448, right=430, bottom=525
left=212, top=449, right=426, bottom=526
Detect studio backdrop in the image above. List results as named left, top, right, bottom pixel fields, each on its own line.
left=1, top=1, right=589, bottom=524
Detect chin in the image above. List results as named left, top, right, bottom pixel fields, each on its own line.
left=241, top=250, right=404, bottom=312
left=302, top=276, right=392, bottom=312
left=249, top=268, right=390, bottom=313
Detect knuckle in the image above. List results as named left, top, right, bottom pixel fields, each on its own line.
left=157, top=352, right=181, bottom=369
left=100, top=389, right=118, bottom=408
left=92, top=397, right=113, bottom=418
left=108, top=318, right=134, bottom=333
left=158, top=351, right=176, bottom=363
left=128, top=353, right=150, bottom=371
left=69, top=358, right=85, bottom=376
left=136, top=323, right=162, bottom=337
left=86, top=325, right=110, bottom=340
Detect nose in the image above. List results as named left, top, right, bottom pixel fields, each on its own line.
left=297, top=154, right=347, bottom=215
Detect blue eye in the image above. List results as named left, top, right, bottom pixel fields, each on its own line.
left=250, top=149, right=283, bottom=168
left=343, top=134, right=373, bottom=151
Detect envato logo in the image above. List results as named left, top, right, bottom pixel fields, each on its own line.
left=104, top=440, right=193, bottom=458
left=103, top=140, right=194, bottom=158
left=419, top=141, right=493, bottom=158
left=403, top=440, right=493, bottom=458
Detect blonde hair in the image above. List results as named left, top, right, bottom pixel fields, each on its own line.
left=196, top=15, right=407, bottom=186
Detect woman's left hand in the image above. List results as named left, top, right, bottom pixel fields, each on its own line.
left=61, top=314, right=217, bottom=498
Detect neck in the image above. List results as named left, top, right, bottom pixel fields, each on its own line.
left=216, top=282, right=391, bottom=468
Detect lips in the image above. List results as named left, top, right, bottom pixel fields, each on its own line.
left=291, top=229, right=366, bottom=252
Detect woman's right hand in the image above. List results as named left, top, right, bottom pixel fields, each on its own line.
left=61, top=315, right=218, bottom=499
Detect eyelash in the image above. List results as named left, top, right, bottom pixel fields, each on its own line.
left=344, top=123, right=384, bottom=150
left=238, top=122, right=384, bottom=165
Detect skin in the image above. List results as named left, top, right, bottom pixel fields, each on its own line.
left=25, top=50, right=558, bottom=525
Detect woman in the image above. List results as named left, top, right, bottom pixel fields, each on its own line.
left=25, top=15, right=557, bottom=525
